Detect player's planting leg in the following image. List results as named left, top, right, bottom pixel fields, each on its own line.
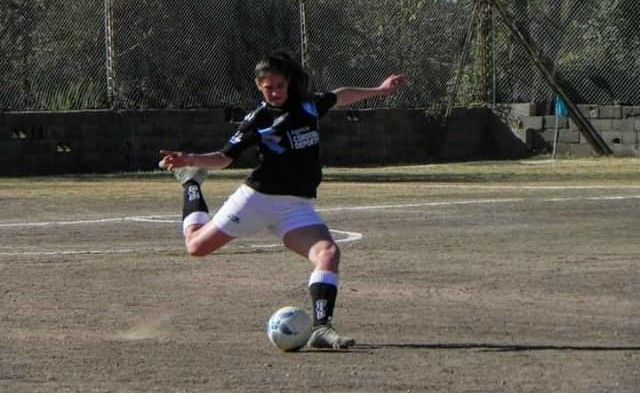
left=308, top=325, right=355, bottom=350
left=307, top=269, right=356, bottom=349
left=283, top=225, right=355, bottom=349
left=309, top=270, right=338, bottom=327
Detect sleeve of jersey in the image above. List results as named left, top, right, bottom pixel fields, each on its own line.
left=220, top=118, right=258, bottom=160
left=314, top=92, right=338, bottom=117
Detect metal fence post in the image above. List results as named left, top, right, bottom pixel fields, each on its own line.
left=299, top=0, right=310, bottom=70
left=104, top=0, right=115, bottom=109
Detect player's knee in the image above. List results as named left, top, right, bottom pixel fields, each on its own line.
left=184, top=228, right=232, bottom=257
left=186, top=245, right=205, bottom=257
left=185, top=239, right=208, bottom=257
left=314, top=242, right=340, bottom=271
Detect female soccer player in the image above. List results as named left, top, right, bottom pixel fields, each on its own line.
left=159, top=50, right=406, bottom=349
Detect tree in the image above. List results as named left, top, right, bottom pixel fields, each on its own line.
left=0, top=0, right=105, bottom=110
left=0, top=0, right=47, bottom=109
left=307, top=0, right=468, bottom=108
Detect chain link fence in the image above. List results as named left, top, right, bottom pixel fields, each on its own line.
left=305, top=0, right=470, bottom=109
left=492, top=0, right=640, bottom=109
left=0, top=1, right=106, bottom=111
left=1, top=0, right=639, bottom=112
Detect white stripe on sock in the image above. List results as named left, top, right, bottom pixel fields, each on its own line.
left=182, top=211, right=210, bottom=236
left=308, top=270, right=339, bottom=287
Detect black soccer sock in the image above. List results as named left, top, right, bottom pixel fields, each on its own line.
left=182, top=180, right=209, bottom=219
left=308, top=269, right=339, bottom=326
left=309, top=283, right=337, bottom=326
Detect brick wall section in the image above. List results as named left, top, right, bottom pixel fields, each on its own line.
left=0, top=106, right=563, bottom=176
left=498, top=103, right=640, bottom=157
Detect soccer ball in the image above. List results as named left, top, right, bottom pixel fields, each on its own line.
left=267, top=306, right=312, bottom=352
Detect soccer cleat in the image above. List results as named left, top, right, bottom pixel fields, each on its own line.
left=159, top=159, right=207, bottom=185
left=171, top=166, right=208, bottom=185
left=307, top=325, right=355, bottom=349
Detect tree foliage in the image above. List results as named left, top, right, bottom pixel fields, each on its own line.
left=493, top=0, right=640, bottom=105
left=0, top=0, right=638, bottom=110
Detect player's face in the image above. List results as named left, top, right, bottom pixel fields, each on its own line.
left=256, top=73, right=289, bottom=107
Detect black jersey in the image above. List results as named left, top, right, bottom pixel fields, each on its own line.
left=221, top=92, right=337, bottom=198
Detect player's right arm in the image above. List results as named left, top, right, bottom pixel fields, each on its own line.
left=159, top=107, right=262, bottom=171
left=158, top=150, right=232, bottom=170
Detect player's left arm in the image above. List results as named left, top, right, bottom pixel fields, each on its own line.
left=331, top=74, right=407, bottom=108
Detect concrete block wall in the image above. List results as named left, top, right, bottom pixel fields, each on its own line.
left=499, top=103, right=640, bottom=157
left=320, top=109, right=439, bottom=165
left=1, top=106, right=530, bottom=176
left=0, top=110, right=237, bottom=176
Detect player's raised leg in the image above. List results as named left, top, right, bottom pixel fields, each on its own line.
left=159, top=158, right=234, bottom=257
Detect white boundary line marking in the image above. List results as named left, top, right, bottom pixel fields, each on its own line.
left=248, top=229, right=363, bottom=249
left=2, top=194, right=640, bottom=228
left=318, top=194, right=640, bottom=212
left=2, top=193, right=638, bottom=257
left=126, top=215, right=175, bottom=224
left=0, top=217, right=127, bottom=228
left=319, top=198, right=525, bottom=212
left=0, top=229, right=363, bottom=257
left=0, top=249, right=138, bottom=256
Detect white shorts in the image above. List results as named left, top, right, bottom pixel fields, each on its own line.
left=211, top=184, right=325, bottom=239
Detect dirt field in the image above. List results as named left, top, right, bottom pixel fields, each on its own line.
left=1, top=159, right=639, bottom=392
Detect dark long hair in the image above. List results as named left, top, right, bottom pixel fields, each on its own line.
left=254, top=50, right=311, bottom=103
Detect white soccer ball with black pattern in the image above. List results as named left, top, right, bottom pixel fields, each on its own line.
left=267, top=306, right=312, bottom=352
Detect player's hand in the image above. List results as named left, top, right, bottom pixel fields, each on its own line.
left=377, top=74, right=408, bottom=95
left=158, top=150, right=192, bottom=170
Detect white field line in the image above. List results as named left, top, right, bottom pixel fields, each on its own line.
left=249, top=229, right=363, bottom=249
left=318, top=198, right=525, bottom=212
left=2, top=194, right=640, bottom=229
left=0, top=217, right=127, bottom=228
left=2, top=193, right=638, bottom=257
left=0, top=229, right=362, bottom=257
left=0, top=249, right=138, bottom=256
left=357, top=184, right=640, bottom=190
left=318, top=194, right=640, bottom=213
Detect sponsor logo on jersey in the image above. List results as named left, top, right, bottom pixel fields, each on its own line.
left=288, top=126, right=319, bottom=150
